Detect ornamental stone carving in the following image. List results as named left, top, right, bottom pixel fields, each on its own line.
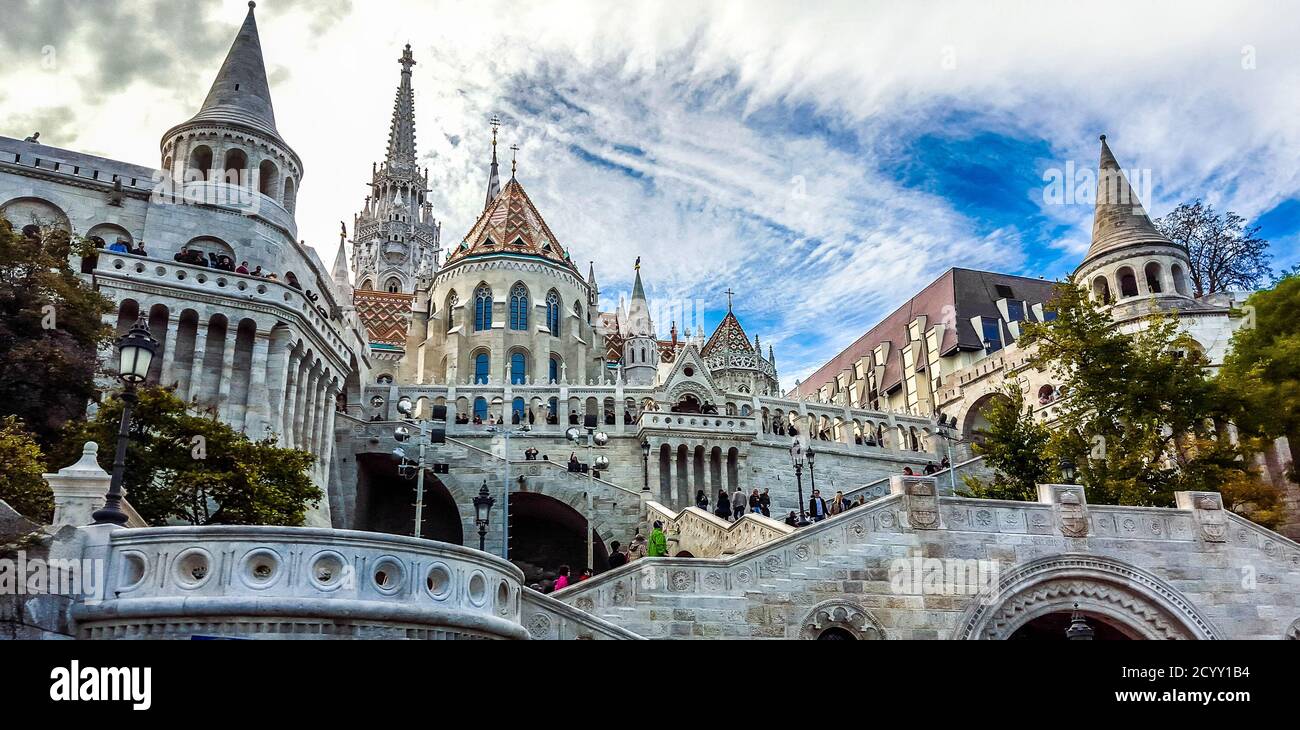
left=1175, top=491, right=1228, bottom=543
left=798, top=599, right=886, bottom=640
left=527, top=612, right=552, bottom=639
left=891, top=475, right=939, bottom=530
left=1037, top=484, right=1089, bottom=538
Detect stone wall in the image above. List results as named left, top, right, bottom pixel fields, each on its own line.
left=554, top=478, right=1300, bottom=639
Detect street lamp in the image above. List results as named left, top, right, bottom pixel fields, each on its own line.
left=790, top=440, right=810, bottom=527
left=1065, top=602, right=1095, bottom=640
left=1059, top=457, right=1077, bottom=485
left=640, top=439, right=651, bottom=492
left=567, top=418, right=609, bottom=570
left=935, top=413, right=959, bottom=495
left=93, top=316, right=159, bottom=526
left=806, top=442, right=819, bottom=508
left=473, top=481, right=495, bottom=552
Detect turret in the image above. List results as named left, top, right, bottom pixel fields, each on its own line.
left=622, top=258, right=659, bottom=385
left=159, top=2, right=304, bottom=218
left=1075, top=135, right=1195, bottom=310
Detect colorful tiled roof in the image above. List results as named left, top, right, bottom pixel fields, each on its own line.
left=354, top=289, right=414, bottom=349
left=446, top=177, right=578, bottom=273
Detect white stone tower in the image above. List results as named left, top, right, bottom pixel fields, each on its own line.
left=622, top=259, right=659, bottom=385
left=1075, top=135, right=1196, bottom=312
left=159, top=1, right=303, bottom=217
left=351, top=44, right=442, bottom=294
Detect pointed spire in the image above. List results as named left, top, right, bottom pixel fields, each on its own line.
left=632, top=257, right=646, bottom=302
left=385, top=44, right=418, bottom=166
left=332, top=223, right=352, bottom=299
left=187, top=2, right=280, bottom=140
left=628, top=259, right=652, bottom=337
left=1083, top=134, right=1174, bottom=264
left=484, top=115, right=501, bottom=209
left=768, top=344, right=775, bottom=364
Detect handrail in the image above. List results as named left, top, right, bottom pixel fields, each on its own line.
left=446, top=436, right=644, bottom=497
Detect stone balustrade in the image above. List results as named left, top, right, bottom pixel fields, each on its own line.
left=72, top=525, right=530, bottom=640
left=645, top=500, right=793, bottom=558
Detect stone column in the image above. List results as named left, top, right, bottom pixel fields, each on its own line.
left=298, top=363, right=320, bottom=452
left=311, top=374, right=329, bottom=459
left=279, top=346, right=301, bottom=444
left=187, top=319, right=210, bottom=404
left=244, top=329, right=271, bottom=437
left=319, top=382, right=339, bottom=480
left=292, top=357, right=312, bottom=447
left=217, top=324, right=238, bottom=422
left=158, top=316, right=181, bottom=388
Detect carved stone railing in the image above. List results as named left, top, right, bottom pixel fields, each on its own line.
left=644, top=501, right=793, bottom=558
left=519, top=589, right=644, bottom=640
left=844, top=455, right=987, bottom=503
left=71, top=525, right=530, bottom=640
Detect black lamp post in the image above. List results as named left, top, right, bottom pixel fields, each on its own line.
left=806, top=443, right=819, bottom=504
left=790, top=440, right=810, bottom=527
left=640, top=439, right=651, bottom=492
left=93, top=316, right=158, bottom=526
left=1059, top=457, right=1077, bottom=485
left=1066, top=602, right=1095, bottom=640
left=473, top=481, right=495, bottom=552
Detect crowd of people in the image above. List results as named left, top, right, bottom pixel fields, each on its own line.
left=531, top=521, right=668, bottom=594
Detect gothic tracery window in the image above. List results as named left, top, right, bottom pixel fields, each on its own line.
left=510, top=283, right=529, bottom=330
left=546, top=290, right=561, bottom=336
left=474, top=284, right=493, bottom=331
left=446, top=290, right=459, bottom=332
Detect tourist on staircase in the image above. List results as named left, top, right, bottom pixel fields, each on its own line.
left=648, top=521, right=668, bottom=557
left=695, top=489, right=709, bottom=510
left=714, top=490, right=731, bottom=520
left=730, top=487, right=747, bottom=522
left=808, top=490, right=828, bottom=522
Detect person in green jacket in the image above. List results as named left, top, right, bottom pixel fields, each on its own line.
left=647, top=521, right=668, bottom=557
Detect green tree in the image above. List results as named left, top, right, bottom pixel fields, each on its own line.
left=1220, top=271, right=1300, bottom=485
left=1154, top=199, right=1270, bottom=297
left=960, top=382, right=1052, bottom=501
left=56, top=386, right=321, bottom=526
left=0, top=217, right=114, bottom=448
left=1015, top=279, right=1280, bottom=521
left=0, top=416, right=52, bottom=523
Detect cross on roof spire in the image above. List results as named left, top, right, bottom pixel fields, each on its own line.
left=724, top=287, right=735, bottom=312
left=510, top=143, right=519, bottom=178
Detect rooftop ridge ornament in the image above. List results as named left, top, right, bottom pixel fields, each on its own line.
left=510, top=143, right=519, bottom=178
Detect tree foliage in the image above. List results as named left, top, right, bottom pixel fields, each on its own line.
left=995, top=278, right=1284, bottom=526
left=0, top=416, right=53, bottom=523
left=0, top=217, right=113, bottom=448
left=1219, top=271, right=1300, bottom=485
left=56, top=386, right=321, bottom=526
left=960, top=382, right=1052, bottom=502
left=1155, top=199, right=1270, bottom=297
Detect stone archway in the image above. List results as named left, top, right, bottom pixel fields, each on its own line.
left=955, top=554, right=1221, bottom=640
left=1286, top=618, right=1300, bottom=640
left=799, top=599, right=887, bottom=640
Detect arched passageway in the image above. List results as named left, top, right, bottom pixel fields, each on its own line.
left=353, top=453, right=463, bottom=544
left=508, top=492, right=608, bottom=582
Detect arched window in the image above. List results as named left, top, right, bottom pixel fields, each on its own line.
left=473, top=397, right=488, bottom=420
left=474, top=352, right=490, bottom=384
left=1118, top=266, right=1138, bottom=298
left=474, top=284, right=493, bottom=331
left=510, top=283, right=529, bottom=330
left=1171, top=264, right=1190, bottom=296
left=510, top=351, right=527, bottom=384
left=549, top=355, right=561, bottom=384
left=1092, top=276, right=1112, bottom=305
left=512, top=397, right=526, bottom=422
left=1144, top=262, right=1164, bottom=293
left=189, top=145, right=213, bottom=181
left=223, top=148, right=248, bottom=186
left=546, top=290, right=561, bottom=336
left=360, top=279, right=374, bottom=291
left=445, top=290, right=458, bottom=332
left=386, top=277, right=401, bottom=293
left=573, top=300, right=583, bottom=322
left=258, top=159, right=278, bottom=197
left=283, top=178, right=297, bottom=213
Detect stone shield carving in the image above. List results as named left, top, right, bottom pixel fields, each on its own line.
left=1195, top=495, right=1228, bottom=542
left=904, top=478, right=939, bottom=530
left=1058, top=491, right=1088, bottom=537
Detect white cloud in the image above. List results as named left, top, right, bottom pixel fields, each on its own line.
left=3, top=0, right=1297, bottom=392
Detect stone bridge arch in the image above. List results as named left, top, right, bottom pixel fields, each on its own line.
left=955, top=554, right=1221, bottom=640
left=800, top=599, right=887, bottom=640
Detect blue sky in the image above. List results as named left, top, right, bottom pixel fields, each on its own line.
left=2, top=0, right=1298, bottom=389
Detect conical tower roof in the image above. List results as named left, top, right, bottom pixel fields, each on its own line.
left=1082, top=135, right=1177, bottom=266
left=448, top=177, right=577, bottom=273
left=702, top=310, right=755, bottom=356
left=185, top=2, right=281, bottom=142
